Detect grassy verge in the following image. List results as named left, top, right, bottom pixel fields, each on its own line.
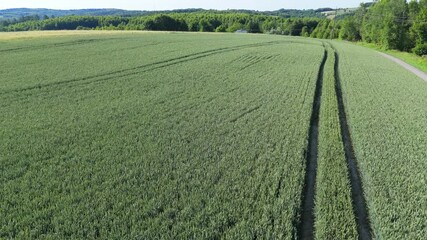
left=356, top=42, right=427, bottom=73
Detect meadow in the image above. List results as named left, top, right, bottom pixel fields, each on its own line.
left=1, top=31, right=426, bottom=239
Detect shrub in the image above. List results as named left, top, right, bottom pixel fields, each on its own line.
left=413, top=43, right=427, bottom=56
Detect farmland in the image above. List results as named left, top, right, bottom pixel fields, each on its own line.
left=1, top=32, right=324, bottom=239
left=313, top=45, right=358, bottom=239
left=1, top=31, right=426, bottom=239
left=334, top=41, right=427, bottom=239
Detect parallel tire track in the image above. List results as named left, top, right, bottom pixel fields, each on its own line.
left=0, top=38, right=115, bottom=53
left=298, top=46, right=328, bottom=240
left=1, top=41, right=284, bottom=97
left=334, top=50, right=372, bottom=240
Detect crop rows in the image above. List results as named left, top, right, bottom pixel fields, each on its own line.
left=313, top=45, right=358, bottom=239
left=297, top=43, right=372, bottom=240
left=333, top=41, right=427, bottom=239
left=0, top=33, right=324, bottom=239
left=2, top=32, right=425, bottom=239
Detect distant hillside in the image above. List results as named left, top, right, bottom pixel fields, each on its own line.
left=0, top=8, right=159, bottom=19
left=229, top=9, right=323, bottom=18
left=0, top=8, right=324, bottom=20
left=0, top=8, right=215, bottom=20
left=320, top=8, right=359, bottom=20
left=319, top=2, right=375, bottom=20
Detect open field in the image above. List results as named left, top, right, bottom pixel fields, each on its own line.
left=334, top=41, right=427, bottom=239
left=1, top=31, right=426, bottom=239
left=1, top=32, right=323, bottom=239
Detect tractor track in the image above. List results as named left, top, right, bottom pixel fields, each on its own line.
left=298, top=43, right=372, bottom=240
left=0, top=41, right=284, bottom=98
left=333, top=50, right=372, bottom=240
left=0, top=38, right=115, bottom=53
left=297, top=46, right=327, bottom=240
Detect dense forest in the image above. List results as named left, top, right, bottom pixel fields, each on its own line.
left=0, top=12, right=322, bottom=35
left=2, top=1, right=427, bottom=55
left=338, top=0, right=427, bottom=55
left=0, top=8, right=148, bottom=19
left=0, top=8, right=323, bottom=20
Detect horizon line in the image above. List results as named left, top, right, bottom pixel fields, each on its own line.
left=0, top=6, right=355, bottom=12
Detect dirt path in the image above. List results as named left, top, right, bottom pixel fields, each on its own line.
left=378, top=52, right=427, bottom=82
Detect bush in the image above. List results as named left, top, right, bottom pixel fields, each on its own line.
left=413, top=43, right=427, bottom=56
left=215, top=25, right=227, bottom=32
left=76, top=26, right=92, bottom=30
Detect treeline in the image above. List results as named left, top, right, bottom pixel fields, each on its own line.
left=0, top=12, right=323, bottom=36
left=4, top=1, right=427, bottom=56
left=322, top=0, right=427, bottom=55
left=0, top=8, right=323, bottom=21
left=0, top=8, right=149, bottom=20
left=0, top=14, right=47, bottom=29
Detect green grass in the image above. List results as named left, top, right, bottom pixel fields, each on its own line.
left=334, top=41, right=427, bottom=239
left=356, top=41, right=427, bottom=73
left=0, top=32, right=325, bottom=239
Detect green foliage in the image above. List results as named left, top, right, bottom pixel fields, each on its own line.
left=8, top=1, right=427, bottom=54
left=301, top=26, right=309, bottom=37
left=1, top=12, right=323, bottom=36
left=76, top=26, right=92, bottom=30
left=245, top=21, right=261, bottom=33
left=144, top=15, right=188, bottom=31
left=0, top=8, right=324, bottom=21
left=226, top=22, right=244, bottom=32
left=310, top=19, right=333, bottom=39
left=198, top=19, right=214, bottom=32
left=347, top=0, right=409, bottom=50
left=0, top=8, right=148, bottom=20
left=411, top=8, right=427, bottom=45
left=215, top=25, right=227, bottom=32
left=339, top=17, right=361, bottom=41
left=311, top=1, right=427, bottom=53
left=408, top=0, right=420, bottom=20
left=413, top=43, right=427, bottom=55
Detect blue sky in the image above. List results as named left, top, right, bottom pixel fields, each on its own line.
left=0, top=0, right=364, bottom=11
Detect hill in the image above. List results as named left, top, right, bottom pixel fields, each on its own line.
left=0, top=8, right=324, bottom=20
left=0, top=8, right=200, bottom=19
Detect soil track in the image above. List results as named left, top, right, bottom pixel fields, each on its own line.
left=298, top=48, right=327, bottom=240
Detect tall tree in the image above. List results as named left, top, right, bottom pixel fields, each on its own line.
left=339, top=16, right=361, bottom=41
left=362, top=0, right=409, bottom=50
left=411, top=8, right=427, bottom=45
